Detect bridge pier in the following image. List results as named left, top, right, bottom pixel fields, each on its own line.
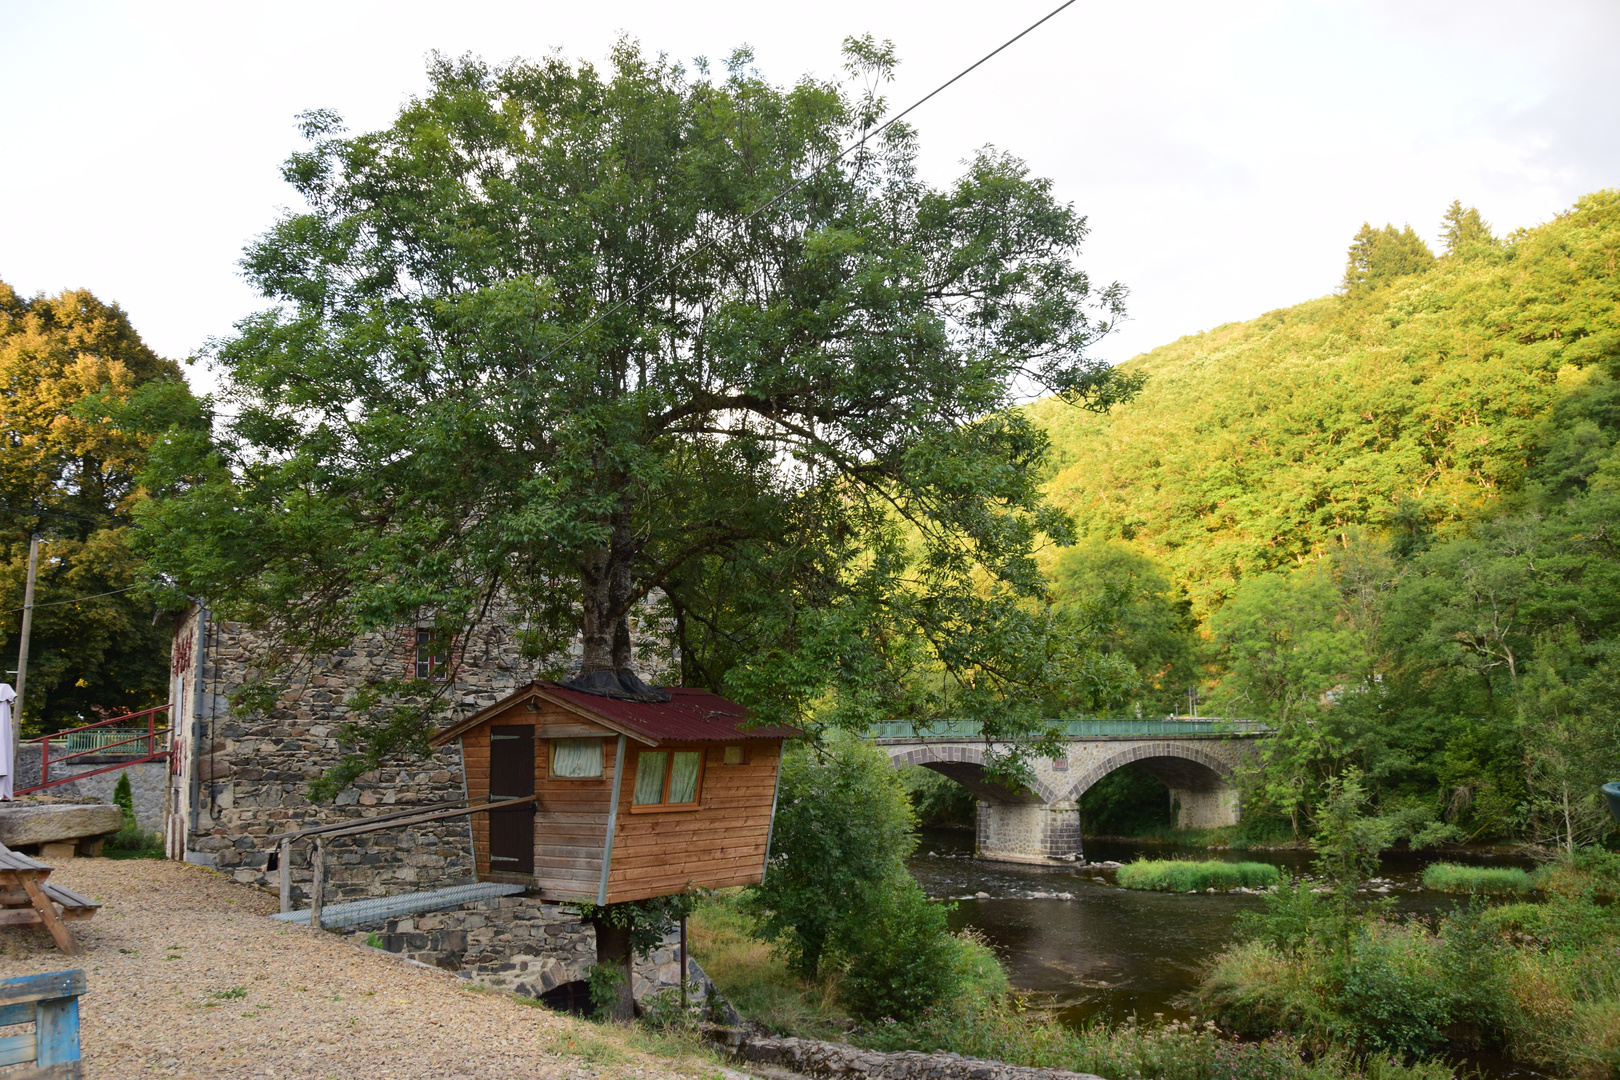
left=975, top=800, right=1082, bottom=863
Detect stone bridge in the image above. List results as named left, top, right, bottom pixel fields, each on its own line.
left=870, top=719, right=1269, bottom=863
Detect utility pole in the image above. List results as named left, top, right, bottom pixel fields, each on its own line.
left=13, top=534, right=39, bottom=777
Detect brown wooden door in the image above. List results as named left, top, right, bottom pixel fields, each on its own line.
left=488, top=725, right=535, bottom=875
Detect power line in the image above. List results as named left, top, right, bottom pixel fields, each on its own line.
left=2, top=584, right=140, bottom=615
left=530, top=0, right=1082, bottom=368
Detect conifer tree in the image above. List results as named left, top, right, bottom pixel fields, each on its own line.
left=1341, top=223, right=1437, bottom=294
left=1440, top=199, right=1495, bottom=254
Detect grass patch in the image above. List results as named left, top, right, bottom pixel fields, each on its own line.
left=1421, top=863, right=1532, bottom=894
left=687, top=891, right=852, bottom=1038
left=1116, top=859, right=1280, bottom=892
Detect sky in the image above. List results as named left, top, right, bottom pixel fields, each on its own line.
left=3, top=0, right=1617, bottom=395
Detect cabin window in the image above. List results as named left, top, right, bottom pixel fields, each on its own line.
left=723, top=745, right=745, bottom=766
left=632, top=749, right=704, bottom=809
left=414, top=629, right=448, bottom=680
left=550, top=739, right=604, bottom=778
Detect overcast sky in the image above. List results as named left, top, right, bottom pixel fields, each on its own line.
left=3, top=1, right=1616, bottom=394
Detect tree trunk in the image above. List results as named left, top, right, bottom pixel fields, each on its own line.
left=591, top=917, right=637, bottom=1023
left=569, top=496, right=669, bottom=701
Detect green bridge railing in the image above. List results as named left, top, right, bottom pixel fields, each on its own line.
left=864, top=718, right=1271, bottom=740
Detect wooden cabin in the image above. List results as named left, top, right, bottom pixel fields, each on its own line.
left=429, top=681, right=796, bottom=905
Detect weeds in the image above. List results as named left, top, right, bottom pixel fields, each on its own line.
left=1116, top=859, right=1280, bottom=892
left=1420, top=864, right=1531, bottom=894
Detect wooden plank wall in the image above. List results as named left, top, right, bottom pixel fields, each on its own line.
left=606, top=741, right=781, bottom=904
left=460, top=699, right=617, bottom=897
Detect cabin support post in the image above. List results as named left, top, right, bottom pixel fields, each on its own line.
left=760, top=754, right=784, bottom=883
left=598, top=734, right=626, bottom=905
left=680, top=915, right=688, bottom=1011
left=278, top=838, right=291, bottom=914
left=309, top=838, right=324, bottom=930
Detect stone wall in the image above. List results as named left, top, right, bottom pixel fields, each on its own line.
left=726, top=1034, right=1103, bottom=1080
left=335, top=895, right=715, bottom=1006
left=13, top=746, right=167, bottom=834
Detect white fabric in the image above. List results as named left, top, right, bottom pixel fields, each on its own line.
left=550, top=738, right=603, bottom=778
left=0, top=682, right=15, bottom=800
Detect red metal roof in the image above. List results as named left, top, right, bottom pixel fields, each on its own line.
left=535, top=682, right=798, bottom=744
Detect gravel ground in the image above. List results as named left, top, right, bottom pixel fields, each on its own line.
left=1, top=857, right=718, bottom=1080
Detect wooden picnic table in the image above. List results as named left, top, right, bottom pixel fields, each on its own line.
left=0, top=845, right=100, bottom=956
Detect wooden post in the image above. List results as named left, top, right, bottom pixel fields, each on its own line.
left=12, top=534, right=38, bottom=788
left=679, top=914, right=688, bottom=1011
left=309, top=838, right=324, bottom=930
left=278, top=838, right=292, bottom=914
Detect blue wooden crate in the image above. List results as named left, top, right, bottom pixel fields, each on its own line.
left=0, top=969, right=84, bottom=1078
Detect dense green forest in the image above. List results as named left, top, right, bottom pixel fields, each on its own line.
left=1032, top=192, right=1620, bottom=849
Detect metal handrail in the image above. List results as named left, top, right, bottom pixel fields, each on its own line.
left=865, top=717, right=1272, bottom=740
left=16, top=704, right=171, bottom=795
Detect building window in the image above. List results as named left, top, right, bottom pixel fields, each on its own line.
left=722, top=745, right=745, bottom=766
left=550, top=739, right=604, bottom=779
left=415, top=629, right=448, bottom=680
left=631, top=749, right=704, bottom=809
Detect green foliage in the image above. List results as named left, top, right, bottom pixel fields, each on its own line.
left=858, top=1001, right=1456, bottom=1080
left=1032, top=192, right=1620, bottom=618
left=748, top=737, right=919, bottom=979
left=0, top=281, right=201, bottom=731
left=1420, top=864, right=1532, bottom=894
left=136, top=41, right=1139, bottom=791
left=572, top=893, right=698, bottom=960
left=1115, top=859, right=1279, bottom=892
left=1078, top=762, right=1173, bottom=835
left=1234, top=877, right=1331, bottom=955
left=112, top=771, right=134, bottom=819
left=836, top=877, right=965, bottom=1021
left=1439, top=201, right=1495, bottom=256
left=900, top=766, right=976, bottom=827
left=585, top=962, right=629, bottom=1022
left=1341, top=223, right=1437, bottom=295
left=1048, top=540, right=1200, bottom=715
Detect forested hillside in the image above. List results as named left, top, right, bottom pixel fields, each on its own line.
left=1034, top=193, right=1620, bottom=847
left=1032, top=192, right=1619, bottom=615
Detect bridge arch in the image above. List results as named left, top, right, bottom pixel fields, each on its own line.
left=884, top=744, right=1062, bottom=805
left=1058, top=741, right=1237, bottom=807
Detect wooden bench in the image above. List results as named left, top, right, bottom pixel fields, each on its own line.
left=0, top=846, right=100, bottom=955
left=0, top=969, right=85, bottom=1078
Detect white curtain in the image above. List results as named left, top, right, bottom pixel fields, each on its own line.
left=0, top=683, right=15, bottom=800
left=551, top=738, right=603, bottom=778
left=668, top=751, right=701, bottom=804
left=633, top=751, right=668, bottom=805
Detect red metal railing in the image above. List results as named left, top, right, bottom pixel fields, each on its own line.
left=15, top=704, right=172, bottom=795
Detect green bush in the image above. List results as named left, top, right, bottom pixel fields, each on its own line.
left=1421, top=863, right=1531, bottom=894
left=1235, top=877, right=1331, bottom=954
left=748, top=737, right=919, bottom=979
left=837, top=878, right=964, bottom=1022
left=1116, top=859, right=1279, bottom=892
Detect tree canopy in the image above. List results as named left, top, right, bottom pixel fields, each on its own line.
left=137, top=41, right=1138, bottom=777
left=0, top=280, right=197, bottom=730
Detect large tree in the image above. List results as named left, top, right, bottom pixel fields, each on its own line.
left=137, top=40, right=1137, bottom=777
left=0, top=281, right=197, bottom=731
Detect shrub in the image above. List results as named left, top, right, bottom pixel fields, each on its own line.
left=837, top=878, right=964, bottom=1022
left=1235, top=876, right=1330, bottom=953
left=747, top=737, right=918, bottom=979
left=1116, top=859, right=1279, bottom=892
left=1421, top=863, right=1531, bottom=894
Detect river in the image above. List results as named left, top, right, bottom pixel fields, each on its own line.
left=907, top=827, right=1546, bottom=1078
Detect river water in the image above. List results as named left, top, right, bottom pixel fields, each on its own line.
left=907, top=827, right=1545, bottom=1078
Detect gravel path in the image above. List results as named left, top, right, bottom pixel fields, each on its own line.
left=1, top=857, right=713, bottom=1080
